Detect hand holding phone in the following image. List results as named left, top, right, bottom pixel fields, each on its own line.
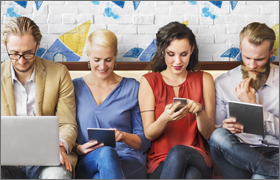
left=173, top=98, right=187, bottom=112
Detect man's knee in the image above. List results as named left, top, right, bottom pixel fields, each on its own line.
left=40, top=165, right=72, bottom=179
left=210, top=128, right=232, bottom=148
left=251, top=173, right=266, bottom=179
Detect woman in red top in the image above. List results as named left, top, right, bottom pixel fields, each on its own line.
left=139, top=22, right=215, bottom=179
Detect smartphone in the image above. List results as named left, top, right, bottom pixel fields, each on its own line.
left=173, top=97, right=187, bottom=112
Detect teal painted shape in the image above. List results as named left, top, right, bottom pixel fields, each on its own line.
left=189, top=1, right=197, bottom=5
left=90, top=1, right=100, bottom=5
left=201, top=4, right=217, bottom=19
left=6, top=6, right=21, bottom=17
left=104, top=3, right=120, bottom=19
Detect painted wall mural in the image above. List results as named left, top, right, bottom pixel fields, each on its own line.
left=220, top=23, right=279, bottom=62
left=1, top=1, right=279, bottom=62
left=41, top=20, right=91, bottom=61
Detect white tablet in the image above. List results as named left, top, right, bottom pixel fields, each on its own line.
left=87, top=128, right=116, bottom=148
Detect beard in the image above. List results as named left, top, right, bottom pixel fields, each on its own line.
left=241, top=59, right=270, bottom=90
left=14, top=60, right=35, bottom=73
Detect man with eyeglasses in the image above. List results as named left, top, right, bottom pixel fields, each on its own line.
left=1, top=17, right=78, bottom=179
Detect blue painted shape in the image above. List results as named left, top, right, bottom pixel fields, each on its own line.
left=133, top=1, right=141, bottom=10
left=90, top=1, right=100, bottom=5
left=220, top=47, right=240, bottom=58
left=236, top=53, right=276, bottom=62
left=201, top=4, right=217, bottom=19
left=14, top=1, right=27, bottom=8
left=270, top=55, right=276, bottom=62
left=6, top=6, right=21, bottom=17
left=112, top=1, right=125, bottom=8
left=123, top=48, right=144, bottom=58
left=236, top=53, right=241, bottom=61
left=230, top=1, right=238, bottom=10
left=209, top=1, right=222, bottom=8
left=53, top=52, right=68, bottom=62
left=139, top=39, right=157, bottom=62
left=35, top=1, right=43, bottom=10
left=104, top=3, right=120, bottom=19
left=189, top=1, right=197, bottom=5
left=36, top=47, right=46, bottom=57
left=42, top=39, right=80, bottom=62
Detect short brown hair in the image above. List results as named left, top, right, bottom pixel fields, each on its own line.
left=240, top=22, right=275, bottom=51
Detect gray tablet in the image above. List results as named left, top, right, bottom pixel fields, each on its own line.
left=227, top=101, right=264, bottom=137
left=87, top=128, right=116, bottom=148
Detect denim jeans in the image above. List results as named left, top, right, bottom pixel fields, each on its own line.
left=1, top=165, right=72, bottom=179
left=148, top=145, right=213, bottom=179
left=75, top=146, right=147, bottom=179
left=210, top=128, right=279, bottom=179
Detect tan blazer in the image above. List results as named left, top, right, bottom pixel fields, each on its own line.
left=1, top=57, right=78, bottom=171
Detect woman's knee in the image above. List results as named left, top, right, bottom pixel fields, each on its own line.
left=96, top=146, right=118, bottom=158
left=169, top=145, right=188, bottom=156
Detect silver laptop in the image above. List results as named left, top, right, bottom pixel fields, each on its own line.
left=1, top=116, right=60, bottom=166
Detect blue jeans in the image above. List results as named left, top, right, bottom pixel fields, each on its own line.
left=1, top=165, right=71, bottom=179
left=148, top=145, right=213, bottom=179
left=210, top=128, right=279, bottom=179
left=75, top=146, right=147, bottom=179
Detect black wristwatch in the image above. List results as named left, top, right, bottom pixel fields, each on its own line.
left=196, top=105, right=204, bottom=117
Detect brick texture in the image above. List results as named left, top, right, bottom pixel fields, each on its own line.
left=1, top=1, right=279, bottom=62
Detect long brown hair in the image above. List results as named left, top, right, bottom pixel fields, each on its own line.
left=150, top=21, right=200, bottom=72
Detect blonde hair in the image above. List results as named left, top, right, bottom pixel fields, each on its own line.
left=240, top=22, right=275, bottom=51
left=86, top=29, right=118, bottom=55
left=2, top=16, right=42, bottom=45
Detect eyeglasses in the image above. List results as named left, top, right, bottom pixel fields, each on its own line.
left=8, top=53, right=36, bottom=60
left=7, top=44, right=38, bottom=60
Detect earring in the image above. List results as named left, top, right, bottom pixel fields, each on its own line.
left=114, top=61, right=117, bottom=69
left=88, top=61, right=90, bottom=69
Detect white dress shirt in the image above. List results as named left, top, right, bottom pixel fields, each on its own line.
left=215, top=63, right=279, bottom=146
left=11, top=63, right=36, bottom=116
left=11, top=63, right=69, bottom=153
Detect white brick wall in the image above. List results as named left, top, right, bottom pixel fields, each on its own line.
left=1, top=1, right=279, bottom=62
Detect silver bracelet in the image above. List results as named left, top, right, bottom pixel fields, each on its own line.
left=196, top=104, right=204, bottom=117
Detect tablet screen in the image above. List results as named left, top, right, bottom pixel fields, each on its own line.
left=87, top=128, right=116, bottom=148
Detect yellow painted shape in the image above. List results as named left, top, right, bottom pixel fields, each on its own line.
left=182, top=20, right=189, bottom=27
left=271, top=23, right=279, bottom=56
left=59, top=20, right=91, bottom=56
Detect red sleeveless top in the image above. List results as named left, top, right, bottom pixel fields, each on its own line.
left=143, top=71, right=213, bottom=174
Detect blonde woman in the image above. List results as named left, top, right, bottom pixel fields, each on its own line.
left=72, top=29, right=150, bottom=179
